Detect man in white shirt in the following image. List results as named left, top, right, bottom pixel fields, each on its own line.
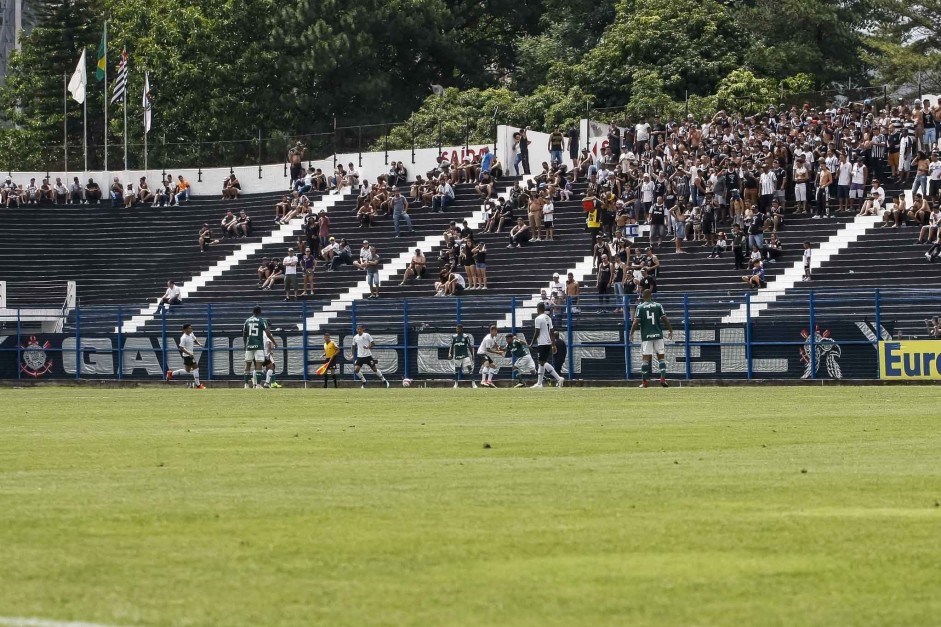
left=530, top=302, right=564, bottom=388
left=352, top=323, right=389, bottom=388
left=157, top=280, right=182, bottom=313
left=928, top=153, right=941, bottom=200
left=477, top=324, right=505, bottom=388
left=836, top=154, right=852, bottom=213
left=640, top=174, right=656, bottom=221
left=165, top=323, right=205, bottom=389
left=635, top=119, right=651, bottom=151
left=282, top=247, right=299, bottom=301
left=549, top=272, right=564, bottom=295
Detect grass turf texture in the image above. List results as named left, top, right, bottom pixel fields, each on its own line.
left=0, top=388, right=938, bottom=627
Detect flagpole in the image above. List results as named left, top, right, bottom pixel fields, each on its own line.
left=123, top=88, right=128, bottom=171
left=84, top=77, right=88, bottom=173
left=103, top=20, right=108, bottom=173
left=63, top=73, right=68, bottom=178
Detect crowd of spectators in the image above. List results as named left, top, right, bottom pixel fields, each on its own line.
left=1, top=173, right=192, bottom=207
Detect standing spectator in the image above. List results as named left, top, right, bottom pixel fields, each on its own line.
left=731, top=223, right=747, bottom=270
left=282, top=248, right=299, bottom=301
left=758, top=164, right=776, bottom=213
left=567, top=124, right=580, bottom=170
left=648, top=196, right=667, bottom=248
left=835, top=153, right=852, bottom=213
left=912, top=151, right=930, bottom=198
left=472, top=242, right=488, bottom=289
left=814, top=158, right=832, bottom=218
left=519, top=127, right=532, bottom=175
left=357, top=245, right=381, bottom=299
left=288, top=141, right=305, bottom=185
left=551, top=330, right=567, bottom=376
left=391, top=188, right=413, bottom=237
left=748, top=207, right=765, bottom=251
left=318, top=211, right=331, bottom=249
left=548, top=128, right=565, bottom=165
left=300, top=247, right=317, bottom=295
left=793, top=156, right=810, bottom=214
left=850, top=157, right=868, bottom=213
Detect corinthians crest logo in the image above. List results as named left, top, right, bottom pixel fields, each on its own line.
left=799, top=325, right=842, bottom=379
left=21, top=335, right=53, bottom=377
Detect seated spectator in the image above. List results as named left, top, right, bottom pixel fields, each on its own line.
left=907, top=193, right=930, bottom=227
left=312, top=168, right=327, bottom=192
left=431, top=177, right=455, bottom=213
left=222, top=174, right=241, bottom=199
left=767, top=198, right=784, bottom=232
left=236, top=210, right=252, bottom=237
left=109, top=177, right=122, bottom=207
left=329, top=239, right=353, bottom=271
left=69, top=177, right=84, bottom=204
left=85, top=178, right=102, bottom=204
left=175, top=175, right=191, bottom=203
left=0, top=176, right=13, bottom=205
left=764, top=233, right=783, bottom=262
left=198, top=223, right=220, bottom=252
left=926, top=316, right=940, bottom=338
left=53, top=178, right=68, bottom=205
left=275, top=195, right=291, bottom=221
left=346, top=163, right=360, bottom=188
left=926, top=229, right=941, bottom=262
left=221, top=210, right=238, bottom=238
left=882, top=194, right=906, bottom=228
left=294, top=167, right=313, bottom=194
left=357, top=202, right=376, bottom=228
left=708, top=231, right=728, bottom=258
left=26, top=178, right=40, bottom=204
left=123, top=183, right=136, bottom=208
left=329, top=164, right=346, bottom=192
left=917, top=206, right=939, bottom=244
left=494, top=198, right=513, bottom=233
left=39, top=178, right=54, bottom=203
left=260, top=258, right=284, bottom=290
left=5, top=183, right=22, bottom=207
left=858, top=179, right=884, bottom=216
left=476, top=171, right=494, bottom=199
left=400, top=249, right=426, bottom=285
left=256, top=257, right=274, bottom=285
left=742, top=260, right=766, bottom=289
left=490, top=154, right=504, bottom=179
left=137, top=177, right=155, bottom=204
left=444, top=272, right=466, bottom=296
left=508, top=217, right=531, bottom=247
left=156, top=280, right=182, bottom=312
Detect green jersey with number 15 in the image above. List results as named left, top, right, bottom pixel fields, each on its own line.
left=636, top=301, right=666, bottom=341
left=243, top=315, right=268, bottom=350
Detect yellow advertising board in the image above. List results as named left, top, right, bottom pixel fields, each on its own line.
left=878, top=341, right=941, bottom=380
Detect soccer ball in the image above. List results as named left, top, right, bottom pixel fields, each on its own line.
left=402, top=378, right=413, bottom=387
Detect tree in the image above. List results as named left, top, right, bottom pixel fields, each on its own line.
left=0, top=0, right=102, bottom=170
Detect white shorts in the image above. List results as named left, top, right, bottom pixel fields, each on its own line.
left=513, top=355, right=536, bottom=374
left=244, top=349, right=266, bottom=363
left=794, top=182, right=807, bottom=202
left=850, top=184, right=865, bottom=199
left=641, top=339, right=665, bottom=356
left=453, top=356, right=473, bottom=370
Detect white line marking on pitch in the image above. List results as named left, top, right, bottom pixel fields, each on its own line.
left=0, top=617, right=129, bottom=627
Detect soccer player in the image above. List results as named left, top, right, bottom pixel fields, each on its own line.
left=243, top=306, right=277, bottom=389
left=166, top=323, right=205, bottom=389
left=263, top=333, right=282, bottom=389
left=317, top=332, right=340, bottom=388
left=448, top=324, right=476, bottom=388
left=477, top=325, right=504, bottom=388
left=530, top=302, right=564, bottom=388
left=352, top=323, right=389, bottom=388
left=628, top=289, right=673, bottom=388
left=505, top=333, right=536, bottom=387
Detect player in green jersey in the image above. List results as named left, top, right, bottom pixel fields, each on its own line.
left=243, top=306, right=277, bottom=389
left=505, top=333, right=536, bottom=387
left=448, top=324, right=476, bottom=388
left=628, top=289, right=673, bottom=388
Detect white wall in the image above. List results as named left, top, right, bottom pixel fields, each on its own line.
left=7, top=142, right=500, bottom=196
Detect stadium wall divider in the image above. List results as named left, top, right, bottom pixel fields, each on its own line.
left=3, top=289, right=939, bottom=382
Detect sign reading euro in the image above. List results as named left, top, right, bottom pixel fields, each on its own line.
left=878, top=341, right=941, bottom=380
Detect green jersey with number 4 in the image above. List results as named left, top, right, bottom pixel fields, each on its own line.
left=636, top=301, right=666, bottom=341
left=243, top=315, right=268, bottom=350
left=451, top=333, right=470, bottom=359
left=510, top=339, right=530, bottom=359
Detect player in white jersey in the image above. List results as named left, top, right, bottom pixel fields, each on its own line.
left=352, top=323, right=389, bottom=388
left=165, top=323, right=205, bottom=389
left=530, top=302, right=564, bottom=388
left=476, top=324, right=504, bottom=388
left=262, top=335, right=282, bottom=388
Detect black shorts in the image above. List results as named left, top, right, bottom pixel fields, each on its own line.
left=479, top=354, right=494, bottom=366
left=454, top=284, right=465, bottom=294
left=323, top=356, right=338, bottom=371
left=354, top=356, right=376, bottom=368
left=182, top=355, right=196, bottom=368
left=536, top=345, right=552, bottom=364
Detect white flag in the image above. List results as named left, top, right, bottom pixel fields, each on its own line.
left=143, top=72, right=152, bottom=134
left=67, top=50, right=86, bottom=104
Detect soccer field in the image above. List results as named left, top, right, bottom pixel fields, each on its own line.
left=0, top=388, right=938, bottom=627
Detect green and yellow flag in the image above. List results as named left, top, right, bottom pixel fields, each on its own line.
left=95, top=24, right=107, bottom=81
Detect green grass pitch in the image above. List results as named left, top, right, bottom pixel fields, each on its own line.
left=1, top=387, right=939, bottom=627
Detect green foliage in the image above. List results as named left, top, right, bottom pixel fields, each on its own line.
left=715, top=69, right=779, bottom=115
